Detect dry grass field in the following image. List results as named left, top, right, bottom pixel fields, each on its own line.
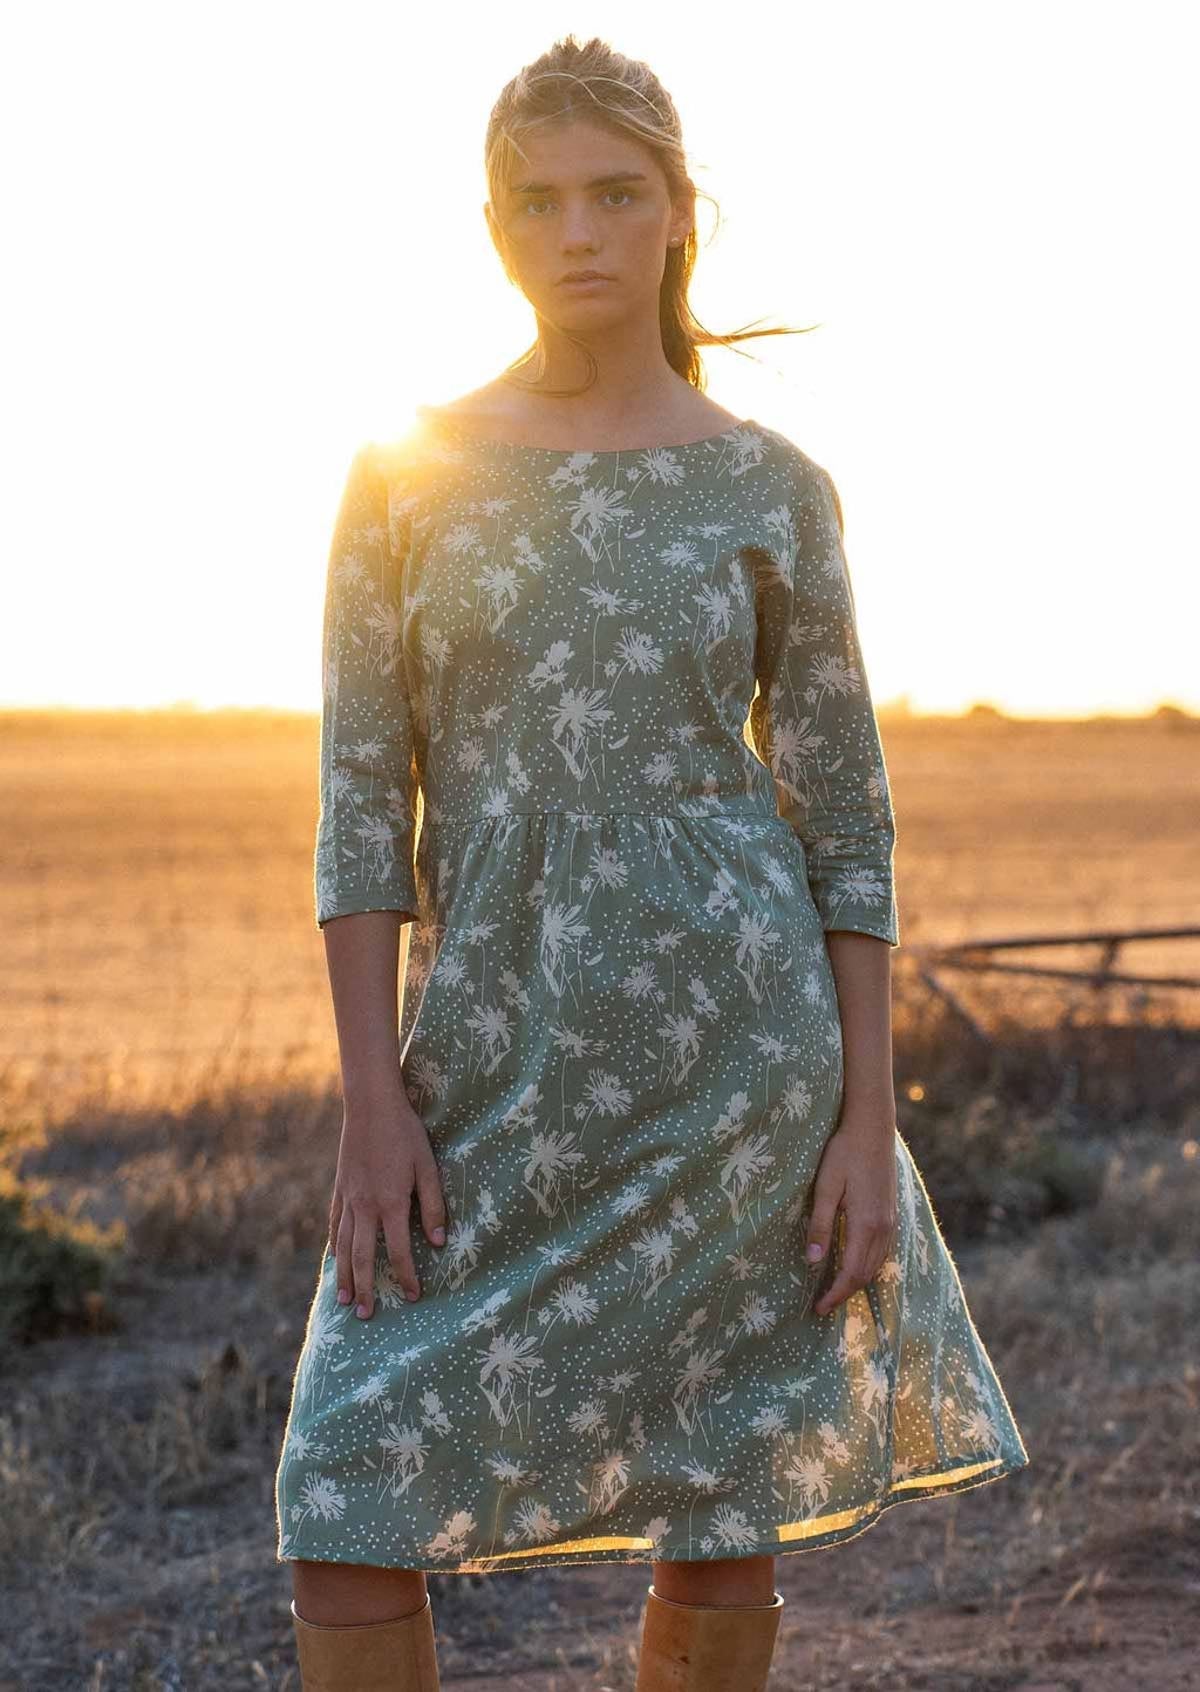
left=1, top=708, right=1197, bottom=1690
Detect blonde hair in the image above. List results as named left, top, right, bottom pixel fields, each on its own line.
left=485, top=33, right=818, bottom=400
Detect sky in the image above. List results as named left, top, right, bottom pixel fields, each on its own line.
left=3, top=2, right=1197, bottom=717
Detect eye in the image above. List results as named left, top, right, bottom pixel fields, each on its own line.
left=520, top=188, right=635, bottom=217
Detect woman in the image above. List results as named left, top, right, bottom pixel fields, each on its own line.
left=274, top=33, right=1030, bottom=1692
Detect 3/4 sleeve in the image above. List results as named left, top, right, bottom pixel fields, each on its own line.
left=313, top=441, right=421, bottom=929
left=749, top=461, right=900, bottom=946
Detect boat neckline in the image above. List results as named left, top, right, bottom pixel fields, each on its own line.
left=415, top=405, right=765, bottom=458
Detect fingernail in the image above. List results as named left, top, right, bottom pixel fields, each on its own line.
left=407, top=1288, right=420, bottom=1302
left=356, top=1303, right=368, bottom=1318
left=807, top=1243, right=824, bottom=1261
left=337, top=1288, right=350, bottom=1304
left=431, top=1227, right=446, bottom=1245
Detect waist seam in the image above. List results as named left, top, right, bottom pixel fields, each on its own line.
left=425, top=806, right=783, bottom=825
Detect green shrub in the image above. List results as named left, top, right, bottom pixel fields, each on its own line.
left=0, top=1163, right=125, bottom=1352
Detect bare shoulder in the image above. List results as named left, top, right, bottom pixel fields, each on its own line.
left=689, top=398, right=747, bottom=430
left=423, top=383, right=519, bottom=423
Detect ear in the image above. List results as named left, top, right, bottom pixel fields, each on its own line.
left=669, top=179, right=696, bottom=247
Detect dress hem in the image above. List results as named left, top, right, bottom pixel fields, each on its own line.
left=275, top=1446, right=1030, bottom=1578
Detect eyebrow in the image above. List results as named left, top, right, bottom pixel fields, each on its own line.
left=508, top=171, right=649, bottom=195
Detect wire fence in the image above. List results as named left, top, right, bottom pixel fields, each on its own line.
left=903, top=924, right=1200, bottom=1041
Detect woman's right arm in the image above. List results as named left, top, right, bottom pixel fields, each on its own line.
left=324, top=909, right=447, bottom=1321
left=313, top=443, right=446, bottom=1321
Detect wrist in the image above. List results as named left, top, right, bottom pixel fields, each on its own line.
left=341, top=1069, right=406, bottom=1115
left=838, top=1091, right=897, bottom=1136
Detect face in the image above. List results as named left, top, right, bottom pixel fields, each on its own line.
left=486, top=118, right=693, bottom=320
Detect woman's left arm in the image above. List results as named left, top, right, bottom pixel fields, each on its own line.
left=748, top=456, right=902, bottom=1317
left=806, top=930, right=899, bottom=1316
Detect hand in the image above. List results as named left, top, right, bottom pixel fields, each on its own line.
left=328, top=1087, right=449, bottom=1320
left=804, top=1112, right=898, bottom=1317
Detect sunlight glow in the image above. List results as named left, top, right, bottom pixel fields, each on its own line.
left=3, top=4, right=1196, bottom=716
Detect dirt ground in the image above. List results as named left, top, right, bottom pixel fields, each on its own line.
left=3, top=710, right=1197, bottom=1689
left=59, top=1477, right=1200, bottom=1691
left=7, top=1219, right=1196, bottom=1691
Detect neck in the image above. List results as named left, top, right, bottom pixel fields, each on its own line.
left=514, top=309, right=689, bottom=425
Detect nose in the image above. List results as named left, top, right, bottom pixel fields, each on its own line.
left=558, top=200, right=601, bottom=251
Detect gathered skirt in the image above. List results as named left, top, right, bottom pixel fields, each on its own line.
left=274, top=811, right=1029, bottom=1574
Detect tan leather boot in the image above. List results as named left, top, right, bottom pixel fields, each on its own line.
left=289, top=1593, right=441, bottom=1691
left=633, top=1583, right=785, bottom=1692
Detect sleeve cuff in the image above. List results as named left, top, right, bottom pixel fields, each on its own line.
left=822, top=915, right=901, bottom=948
left=315, top=890, right=419, bottom=929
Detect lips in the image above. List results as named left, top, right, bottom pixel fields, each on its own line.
left=560, top=272, right=611, bottom=283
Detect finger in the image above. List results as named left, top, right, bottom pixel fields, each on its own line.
left=382, top=1202, right=421, bottom=1303
left=868, top=1218, right=897, bottom=1280
left=352, top=1211, right=379, bottom=1319
left=414, top=1155, right=449, bottom=1250
left=854, top=1215, right=896, bottom=1283
left=335, top=1207, right=353, bottom=1307
left=837, top=1211, right=882, bottom=1289
left=813, top=1265, right=862, bottom=1316
left=805, top=1184, right=843, bottom=1267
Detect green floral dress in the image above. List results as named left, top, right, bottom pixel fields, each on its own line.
left=274, top=410, right=1029, bottom=1574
